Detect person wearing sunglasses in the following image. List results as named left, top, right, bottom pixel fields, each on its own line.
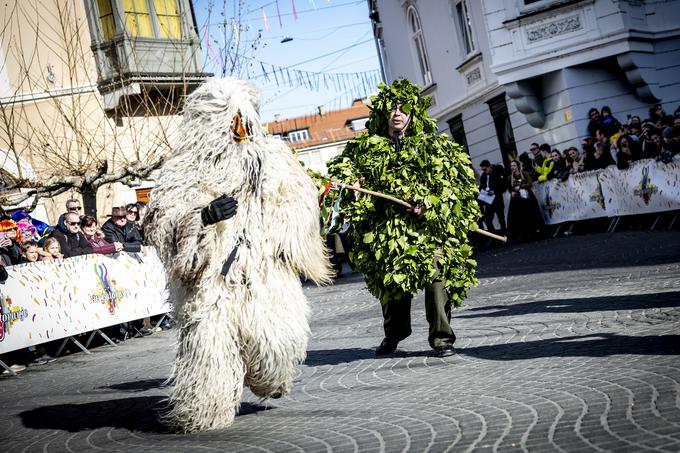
left=50, top=211, right=93, bottom=258
left=102, top=206, right=143, bottom=253
left=56, top=198, right=83, bottom=233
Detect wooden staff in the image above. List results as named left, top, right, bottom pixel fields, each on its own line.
left=330, top=182, right=507, bottom=243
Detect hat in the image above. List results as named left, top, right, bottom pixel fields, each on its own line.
left=109, top=206, right=127, bottom=217
left=662, top=127, right=673, bottom=139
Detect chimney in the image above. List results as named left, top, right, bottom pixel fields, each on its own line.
left=274, top=114, right=281, bottom=122
left=317, top=105, right=325, bottom=117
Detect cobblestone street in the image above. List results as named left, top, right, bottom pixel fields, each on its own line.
left=1, top=230, right=679, bottom=452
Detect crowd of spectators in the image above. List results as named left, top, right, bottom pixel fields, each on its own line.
left=520, top=102, right=680, bottom=185
left=0, top=199, right=172, bottom=376
left=477, top=102, right=680, bottom=242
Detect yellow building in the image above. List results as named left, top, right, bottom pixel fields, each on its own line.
left=0, top=0, right=208, bottom=223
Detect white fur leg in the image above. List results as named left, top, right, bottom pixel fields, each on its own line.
left=241, top=270, right=310, bottom=399
left=166, top=296, right=245, bottom=432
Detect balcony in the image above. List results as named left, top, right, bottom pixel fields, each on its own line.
left=83, top=0, right=211, bottom=111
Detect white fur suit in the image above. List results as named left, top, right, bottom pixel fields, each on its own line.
left=145, top=78, right=332, bottom=432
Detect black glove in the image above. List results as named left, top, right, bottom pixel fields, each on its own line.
left=201, top=195, right=237, bottom=226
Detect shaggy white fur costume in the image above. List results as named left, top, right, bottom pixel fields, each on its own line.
left=145, top=78, right=332, bottom=432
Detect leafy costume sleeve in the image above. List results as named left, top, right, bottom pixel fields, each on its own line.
left=327, top=79, right=481, bottom=305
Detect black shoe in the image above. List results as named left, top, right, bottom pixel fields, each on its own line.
left=433, top=345, right=455, bottom=357
left=375, top=338, right=399, bottom=356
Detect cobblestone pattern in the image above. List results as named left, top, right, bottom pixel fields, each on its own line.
left=1, top=231, right=679, bottom=452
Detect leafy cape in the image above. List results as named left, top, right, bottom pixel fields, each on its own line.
left=327, top=79, right=481, bottom=305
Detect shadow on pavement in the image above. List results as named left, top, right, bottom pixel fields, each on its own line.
left=100, top=378, right=167, bottom=392
left=458, top=291, right=680, bottom=319
left=305, top=347, right=431, bottom=366
left=20, top=396, right=170, bottom=433
left=474, top=231, right=680, bottom=278
left=19, top=397, right=271, bottom=433
left=459, top=333, right=680, bottom=360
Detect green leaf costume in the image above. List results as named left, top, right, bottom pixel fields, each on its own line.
left=327, top=79, right=481, bottom=305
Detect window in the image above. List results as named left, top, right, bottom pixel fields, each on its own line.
left=447, top=114, right=468, bottom=153
left=123, top=0, right=153, bottom=37
left=97, top=0, right=116, bottom=39
left=349, top=117, right=368, bottom=132
left=454, top=0, right=475, bottom=56
left=486, top=94, right=517, bottom=170
left=154, top=0, right=181, bottom=38
left=407, top=6, right=432, bottom=86
left=287, top=129, right=310, bottom=143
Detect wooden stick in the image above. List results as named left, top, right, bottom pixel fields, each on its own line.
left=330, top=182, right=508, bottom=243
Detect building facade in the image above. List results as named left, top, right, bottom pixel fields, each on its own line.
left=369, top=0, right=680, bottom=170
left=265, top=100, right=371, bottom=175
left=0, top=0, right=208, bottom=223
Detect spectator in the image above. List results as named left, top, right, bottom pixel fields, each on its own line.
left=639, top=123, right=661, bottom=159
left=40, top=238, right=63, bottom=261
left=600, top=106, right=622, bottom=138
left=565, top=147, right=585, bottom=174
left=20, top=241, right=39, bottom=263
left=538, top=143, right=552, bottom=160
left=528, top=142, right=542, bottom=167
left=0, top=219, right=22, bottom=265
left=125, top=203, right=146, bottom=241
left=81, top=215, right=123, bottom=255
left=616, top=135, right=642, bottom=170
left=657, top=126, right=680, bottom=163
left=548, top=150, right=570, bottom=181
left=136, top=201, right=148, bottom=241
left=102, top=206, right=143, bottom=253
left=507, top=160, right=543, bottom=241
left=648, top=104, right=665, bottom=126
left=477, top=160, right=507, bottom=234
left=57, top=198, right=83, bottom=230
left=519, top=152, right=535, bottom=178
left=583, top=143, right=615, bottom=171
left=587, top=108, right=602, bottom=138
left=51, top=212, right=93, bottom=258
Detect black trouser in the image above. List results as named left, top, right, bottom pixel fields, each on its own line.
left=483, top=198, right=506, bottom=232
left=381, top=280, right=456, bottom=349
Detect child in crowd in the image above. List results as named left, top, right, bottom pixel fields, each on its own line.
left=20, top=240, right=39, bottom=263
left=40, top=237, right=63, bottom=261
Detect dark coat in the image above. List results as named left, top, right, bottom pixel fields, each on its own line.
left=101, top=219, right=143, bottom=253
left=51, top=228, right=93, bottom=258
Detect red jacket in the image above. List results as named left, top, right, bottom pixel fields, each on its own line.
left=84, top=232, right=117, bottom=255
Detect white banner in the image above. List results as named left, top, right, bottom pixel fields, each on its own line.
left=0, top=249, right=169, bottom=354
left=598, top=159, right=680, bottom=217
left=534, top=158, right=680, bottom=225
left=534, top=170, right=607, bottom=224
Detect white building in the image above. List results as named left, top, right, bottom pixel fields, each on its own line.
left=368, top=0, right=680, bottom=169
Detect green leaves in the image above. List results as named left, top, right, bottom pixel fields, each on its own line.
left=327, top=79, right=481, bottom=307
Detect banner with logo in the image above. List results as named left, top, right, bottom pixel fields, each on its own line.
left=534, top=158, right=680, bottom=225
left=0, top=250, right=169, bottom=355
left=533, top=170, right=607, bottom=224
left=598, top=159, right=680, bottom=217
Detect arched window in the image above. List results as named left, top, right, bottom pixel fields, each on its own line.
left=407, top=6, right=432, bottom=86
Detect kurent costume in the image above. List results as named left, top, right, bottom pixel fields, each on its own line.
left=327, top=79, right=480, bottom=357
left=145, top=78, right=332, bottom=432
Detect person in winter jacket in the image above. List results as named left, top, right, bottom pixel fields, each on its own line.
left=50, top=212, right=92, bottom=258
left=81, top=215, right=123, bottom=255
left=101, top=207, right=143, bottom=253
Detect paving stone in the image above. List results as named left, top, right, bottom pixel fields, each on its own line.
left=1, top=230, right=679, bottom=451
